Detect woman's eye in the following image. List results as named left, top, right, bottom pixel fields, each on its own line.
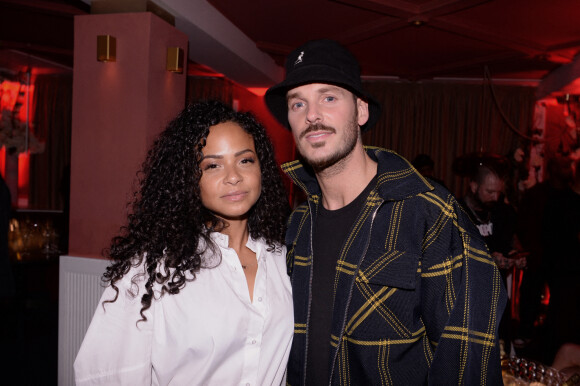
left=241, top=157, right=255, bottom=165
left=203, top=163, right=219, bottom=171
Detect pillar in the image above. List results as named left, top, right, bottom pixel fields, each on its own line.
left=69, top=12, right=187, bottom=258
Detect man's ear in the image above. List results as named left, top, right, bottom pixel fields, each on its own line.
left=357, top=98, right=369, bottom=127
left=469, top=181, right=478, bottom=194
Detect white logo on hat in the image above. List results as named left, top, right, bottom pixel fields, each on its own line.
left=294, top=51, right=304, bottom=65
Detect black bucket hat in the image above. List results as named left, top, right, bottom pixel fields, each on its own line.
left=264, top=39, right=381, bottom=132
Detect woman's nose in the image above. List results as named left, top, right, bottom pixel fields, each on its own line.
left=224, top=166, right=242, bottom=184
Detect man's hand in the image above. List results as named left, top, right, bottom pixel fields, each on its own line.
left=492, top=252, right=514, bottom=269
left=508, top=250, right=528, bottom=269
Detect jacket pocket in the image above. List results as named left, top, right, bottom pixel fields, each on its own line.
left=347, top=251, right=421, bottom=340
left=358, top=250, right=420, bottom=290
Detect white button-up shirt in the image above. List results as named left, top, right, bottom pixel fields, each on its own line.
left=74, top=233, right=293, bottom=385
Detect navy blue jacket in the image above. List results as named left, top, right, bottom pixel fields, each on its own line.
left=282, top=147, right=507, bottom=385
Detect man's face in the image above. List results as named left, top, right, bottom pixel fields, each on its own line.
left=471, top=173, right=504, bottom=207
left=286, top=83, right=369, bottom=171
left=551, top=156, right=574, bottom=183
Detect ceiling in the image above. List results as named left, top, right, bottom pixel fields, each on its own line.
left=2, top=0, right=580, bottom=94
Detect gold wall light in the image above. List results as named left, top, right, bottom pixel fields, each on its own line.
left=97, top=35, right=116, bottom=62
left=166, top=47, right=184, bottom=73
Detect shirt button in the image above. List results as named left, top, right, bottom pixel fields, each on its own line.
left=251, top=339, right=256, bottom=344
left=246, top=383, right=250, bottom=386
left=258, top=297, right=262, bottom=302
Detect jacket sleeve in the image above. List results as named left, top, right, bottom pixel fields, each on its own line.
left=73, top=264, right=154, bottom=385
left=419, top=192, right=507, bottom=385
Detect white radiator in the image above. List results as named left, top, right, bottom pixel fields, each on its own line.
left=58, top=255, right=110, bottom=386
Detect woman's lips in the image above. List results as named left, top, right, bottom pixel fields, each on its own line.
left=222, top=191, right=247, bottom=201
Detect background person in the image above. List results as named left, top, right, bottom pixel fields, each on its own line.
left=0, top=173, right=14, bottom=300
left=74, top=100, right=293, bottom=385
left=458, top=164, right=525, bottom=271
left=516, top=155, right=575, bottom=347
left=539, top=156, right=580, bottom=364
left=458, top=163, right=525, bottom=356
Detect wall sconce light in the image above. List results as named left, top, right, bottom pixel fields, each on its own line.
left=97, top=35, right=116, bottom=62
left=166, top=47, right=184, bottom=73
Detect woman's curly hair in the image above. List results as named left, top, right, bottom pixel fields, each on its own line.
left=102, top=100, right=290, bottom=321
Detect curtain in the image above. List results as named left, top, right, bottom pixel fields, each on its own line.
left=29, top=74, right=73, bottom=210
left=186, top=76, right=233, bottom=105
left=362, top=81, right=536, bottom=197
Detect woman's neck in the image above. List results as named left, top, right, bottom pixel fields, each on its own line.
left=220, top=219, right=250, bottom=252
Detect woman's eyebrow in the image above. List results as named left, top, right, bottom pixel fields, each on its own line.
left=201, top=149, right=255, bottom=160
left=235, top=149, right=255, bottom=157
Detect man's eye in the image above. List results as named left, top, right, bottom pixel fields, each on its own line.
left=324, top=96, right=336, bottom=102
left=291, top=101, right=304, bottom=110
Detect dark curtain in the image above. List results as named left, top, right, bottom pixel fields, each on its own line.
left=29, top=74, right=73, bottom=210
left=362, top=81, right=536, bottom=197
left=186, top=76, right=233, bottom=105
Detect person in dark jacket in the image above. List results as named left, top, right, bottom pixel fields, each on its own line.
left=0, top=173, right=14, bottom=299
left=265, top=39, right=507, bottom=385
left=458, top=164, right=525, bottom=356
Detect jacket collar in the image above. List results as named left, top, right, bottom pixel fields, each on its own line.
left=281, top=146, right=433, bottom=202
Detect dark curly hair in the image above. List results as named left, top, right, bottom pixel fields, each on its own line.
left=102, top=100, right=290, bottom=322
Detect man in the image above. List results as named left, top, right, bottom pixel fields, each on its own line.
left=540, top=157, right=580, bottom=363
left=459, top=164, right=524, bottom=270
left=265, top=39, right=506, bottom=385
left=0, top=173, right=14, bottom=300
left=458, top=164, right=524, bottom=355
left=517, top=155, right=574, bottom=345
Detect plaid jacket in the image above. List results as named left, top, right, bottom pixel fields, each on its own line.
left=282, top=147, right=506, bottom=385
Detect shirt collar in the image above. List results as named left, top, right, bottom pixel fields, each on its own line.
left=281, top=146, right=433, bottom=202
left=210, top=231, right=261, bottom=256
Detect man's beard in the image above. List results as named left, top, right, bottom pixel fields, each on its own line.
left=474, top=190, right=498, bottom=210
left=298, top=117, right=359, bottom=173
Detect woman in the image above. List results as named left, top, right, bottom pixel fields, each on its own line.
left=74, top=100, right=293, bottom=385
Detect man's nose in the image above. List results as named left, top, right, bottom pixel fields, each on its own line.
left=306, top=104, right=322, bottom=124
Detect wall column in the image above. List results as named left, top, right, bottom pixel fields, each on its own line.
left=69, top=12, right=187, bottom=258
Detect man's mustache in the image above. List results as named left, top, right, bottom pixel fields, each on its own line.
left=299, top=124, right=336, bottom=141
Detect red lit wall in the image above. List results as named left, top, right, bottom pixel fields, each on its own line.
left=0, top=80, right=35, bottom=206
left=17, top=152, right=29, bottom=207
left=233, top=86, right=294, bottom=165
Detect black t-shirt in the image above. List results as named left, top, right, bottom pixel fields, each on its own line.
left=306, top=176, right=377, bottom=385
left=458, top=198, right=516, bottom=256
